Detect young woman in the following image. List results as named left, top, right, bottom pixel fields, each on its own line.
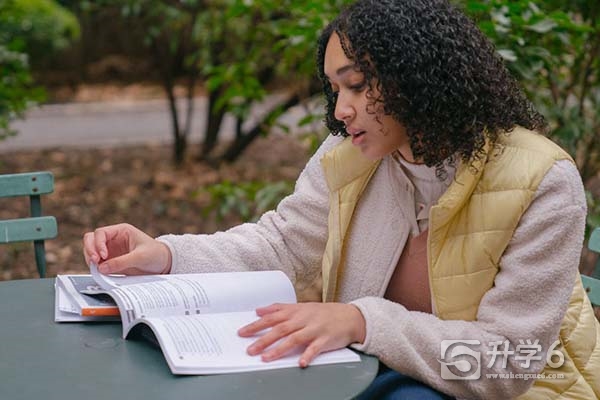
left=83, top=1, right=598, bottom=398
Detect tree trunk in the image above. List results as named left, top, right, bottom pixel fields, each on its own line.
left=165, top=86, right=186, bottom=165
left=221, top=95, right=301, bottom=162
left=152, top=35, right=187, bottom=166
left=201, top=87, right=227, bottom=159
left=174, top=132, right=187, bottom=165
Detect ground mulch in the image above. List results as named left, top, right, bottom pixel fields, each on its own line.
left=0, top=134, right=310, bottom=280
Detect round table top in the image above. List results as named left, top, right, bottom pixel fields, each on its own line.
left=0, top=278, right=378, bottom=400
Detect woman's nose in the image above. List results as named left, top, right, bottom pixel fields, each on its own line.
left=334, top=93, right=354, bottom=122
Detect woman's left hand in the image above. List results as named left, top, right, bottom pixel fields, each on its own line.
left=237, top=302, right=366, bottom=367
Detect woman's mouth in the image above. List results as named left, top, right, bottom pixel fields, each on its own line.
left=349, top=130, right=366, bottom=145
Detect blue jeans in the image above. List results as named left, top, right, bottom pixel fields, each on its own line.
left=357, top=363, right=454, bottom=400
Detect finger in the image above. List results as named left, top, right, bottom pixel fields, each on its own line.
left=93, top=228, right=110, bottom=260
left=238, top=311, right=285, bottom=337
left=98, top=252, right=141, bottom=275
left=261, top=330, right=310, bottom=362
left=82, top=232, right=98, bottom=265
left=298, top=338, right=328, bottom=368
left=246, top=321, right=298, bottom=356
left=95, top=223, right=135, bottom=259
left=254, top=303, right=285, bottom=317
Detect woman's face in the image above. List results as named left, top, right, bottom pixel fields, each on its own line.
left=323, top=32, right=413, bottom=161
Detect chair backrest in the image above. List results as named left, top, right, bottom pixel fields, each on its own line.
left=0, top=172, right=57, bottom=277
left=581, top=275, right=600, bottom=307
left=583, top=227, right=600, bottom=306
left=589, top=228, right=600, bottom=278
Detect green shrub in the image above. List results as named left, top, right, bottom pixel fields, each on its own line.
left=201, top=180, right=294, bottom=223
left=0, top=0, right=79, bottom=138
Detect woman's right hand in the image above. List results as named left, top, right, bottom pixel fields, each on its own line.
left=83, top=223, right=172, bottom=275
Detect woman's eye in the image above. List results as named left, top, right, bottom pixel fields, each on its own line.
left=349, top=82, right=366, bottom=91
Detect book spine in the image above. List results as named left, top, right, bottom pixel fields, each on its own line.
left=81, top=307, right=121, bottom=317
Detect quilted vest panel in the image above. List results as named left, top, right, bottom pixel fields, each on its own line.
left=320, top=127, right=600, bottom=398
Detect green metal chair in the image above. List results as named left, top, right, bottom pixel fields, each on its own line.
left=582, top=227, right=600, bottom=306
left=0, top=172, right=57, bottom=278
left=589, top=227, right=600, bottom=279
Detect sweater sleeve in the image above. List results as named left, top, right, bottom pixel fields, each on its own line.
left=156, top=134, right=341, bottom=292
left=350, top=159, right=587, bottom=399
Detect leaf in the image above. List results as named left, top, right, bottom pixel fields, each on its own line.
left=525, top=19, right=558, bottom=34
left=497, top=49, right=518, bottom=62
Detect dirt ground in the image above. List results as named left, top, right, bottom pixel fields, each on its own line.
left=0, top=134, right=311, bottom=280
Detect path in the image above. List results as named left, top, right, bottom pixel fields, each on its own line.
left=1, top=94, right=321, bottom=153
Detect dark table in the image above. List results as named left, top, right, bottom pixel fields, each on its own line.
left=0, top=278, right=378, bottom=400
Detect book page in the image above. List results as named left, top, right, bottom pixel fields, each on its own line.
left=89, top=265, right=296, bottom=335
left=54, top=285, right=119, bottom=322
left=54, top=285, right=82, bottom=322
left=55, top=275, right=120, bottom=317
left=139, top=312, right=360, bottom=375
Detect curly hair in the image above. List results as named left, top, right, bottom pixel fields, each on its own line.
left=316, top=0, right=547, bottom=169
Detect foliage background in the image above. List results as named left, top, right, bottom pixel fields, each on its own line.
left=1, top=0, right=599, bottom=279
left=0, top=0, right=79, bottom=138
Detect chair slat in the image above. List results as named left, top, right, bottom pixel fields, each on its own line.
left=589, top=228, right=600, bottom=253
left=0, top=172, right=54, bottom=197
left=582, top=275, right=600, bottom=307
left=588, top=227, right=600, bottom=279
left=0, top=217, right=58, bottom=243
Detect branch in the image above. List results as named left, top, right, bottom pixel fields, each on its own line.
left=162, top=0, right=205, bottom=13
left=578, top=32, right=600, bottom=117
left=151, top=37, right=180, bottom=140
left=546, top=73, right=561, bottom=107
left=221, top=94, right=301, bottom=162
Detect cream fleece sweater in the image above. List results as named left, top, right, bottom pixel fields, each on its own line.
left=157, top=134, right=587, bottom=399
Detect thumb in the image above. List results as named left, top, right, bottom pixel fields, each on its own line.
left=98, top=251, right=143, bottom=275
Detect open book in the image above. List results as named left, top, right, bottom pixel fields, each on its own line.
left=55, top=274, right=120, bottom=321
left=54, top=265, right=360, bottom=374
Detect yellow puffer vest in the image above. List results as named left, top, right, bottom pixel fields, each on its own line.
left=320, top=127, right=600, bottom=399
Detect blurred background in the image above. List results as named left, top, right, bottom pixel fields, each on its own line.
left=1, top=0, right=599, bottom=280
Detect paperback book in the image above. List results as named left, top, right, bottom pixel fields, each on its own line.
left=54, top=265, right=360, bottom=374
